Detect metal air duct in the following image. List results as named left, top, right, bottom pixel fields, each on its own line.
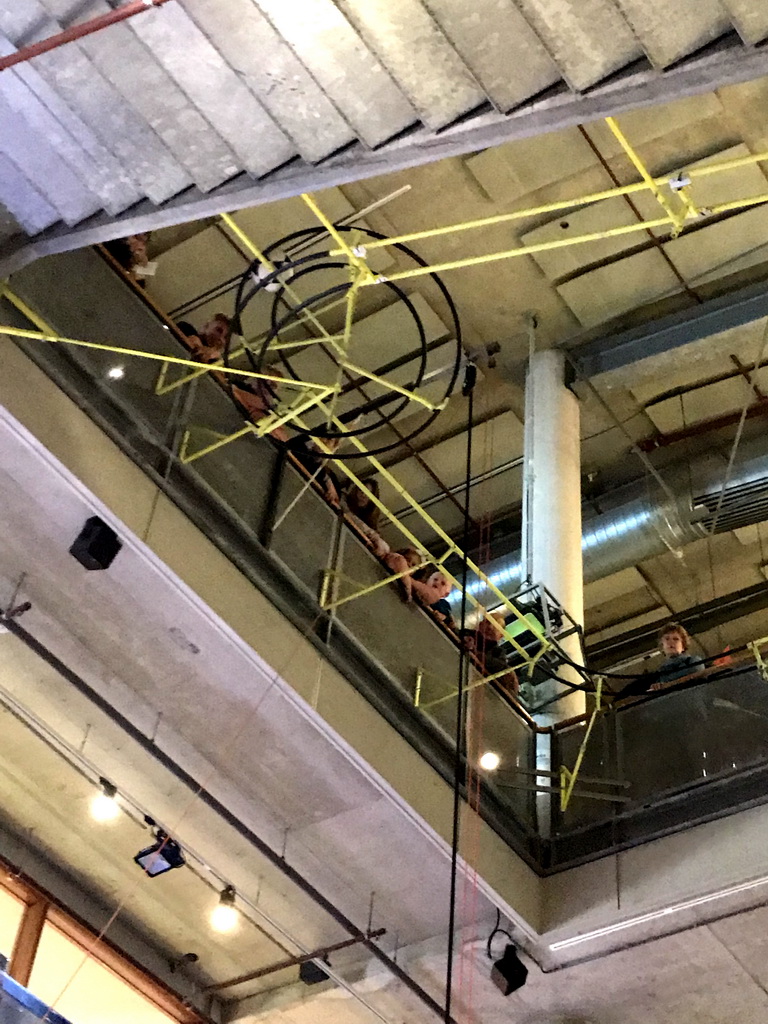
left=463, top=438, right=768, bottom=605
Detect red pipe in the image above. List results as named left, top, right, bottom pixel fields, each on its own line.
left=0, top=0, right=174, bottom=73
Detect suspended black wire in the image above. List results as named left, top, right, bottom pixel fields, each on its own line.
left=444, top=363, right=476, bottom=1023
left=228, top=224, right=463, bottom=458
left=486, top=908, right=514, bottom=961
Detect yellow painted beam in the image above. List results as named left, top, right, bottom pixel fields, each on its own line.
left=301, top=192, right=375, bottom=283
left=604, top=116, right=685, bottom=233
left=362, top=217, right=674, bottom=285
left=340, top=359, right=448, bottom=411
left=0, top=321, right=329, bottom=392
left=330, top=145, right=768, bottom=255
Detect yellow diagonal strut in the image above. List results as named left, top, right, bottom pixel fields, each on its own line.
left=560, top=676, right=604, bottom=812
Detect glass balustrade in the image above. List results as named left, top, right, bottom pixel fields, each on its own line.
left=8, top=248, right=768, bottom=867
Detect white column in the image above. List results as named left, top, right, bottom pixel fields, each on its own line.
left=522, top=350, right=585, bottom=723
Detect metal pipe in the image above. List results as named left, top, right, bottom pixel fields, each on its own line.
left=206, top=929, right=386, bottom=991
left=0, top=0, right=173, bottom=73
left=638, top=399, right=768, bottom=451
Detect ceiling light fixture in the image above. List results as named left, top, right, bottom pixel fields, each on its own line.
left=479, top=751, right=501, bottom=771
left=134, top=824, right=186, bottom=878
left=90, top=777, right=120, bottom=822
left=210, top=886, right=239, bottom=933
left=106, top=365, right=125, bottom=380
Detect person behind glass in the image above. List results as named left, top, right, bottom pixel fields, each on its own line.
left=178, top=314, right=231, bottom=365
left=104, top=233, right=151, bottom=285
left=178, top=315, right=289, bottom=443
left=292, top=435, right=341, bottom=507
left=344, top=481, right=390, bottom=558
left=649, top=622, right=705, bottom=691
left=473, top=611, right=519, bottom=695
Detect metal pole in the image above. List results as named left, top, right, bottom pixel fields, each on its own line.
left=206, top=929, right=386, bottom=991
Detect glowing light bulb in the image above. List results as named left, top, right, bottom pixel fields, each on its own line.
left=210, top=887, right=238, bottom=933
left=91, top=780, right=120, bottom=822
left=479, top=751, right=501, bottom=771
left=107, top=365, right=125, bottom=380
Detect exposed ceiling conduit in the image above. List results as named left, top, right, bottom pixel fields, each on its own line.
left=0, top=0, right=173, bottom=74
left=461, top=437, right=768, bottom=606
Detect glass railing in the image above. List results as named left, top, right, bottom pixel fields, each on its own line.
left=4, top=248, right=539, bottom=857
left=9, top=247, right=768, bottom=870
left=549, top=664, right=768, bottom=864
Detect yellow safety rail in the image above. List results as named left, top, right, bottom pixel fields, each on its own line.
left=560, top=676, right=604, bottom=812
left=0, top=290, right=331, bottom=396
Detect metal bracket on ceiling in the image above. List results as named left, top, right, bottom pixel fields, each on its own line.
left=0, top=572, right=32, bottom=633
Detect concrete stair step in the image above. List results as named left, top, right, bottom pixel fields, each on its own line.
left=0, top=93, right=100, bottom=225
left=0, top=153, right=59, bottom=234
left=0, top=2, right=190, bottom=205
left=513, top=0, right=643, bottom=90
left=182, top=0, right=355, bottom=165
left=334, top=0, right=484, bottom=129
left=53, top=0, right=241, bottom=194
left=422, top=0, right=559, bottom=113
left=721, top=0, right=768, bottom=43
left=614, top=0, right=733, bottom=69
left=255, top=0, right=417, bottom=148
left=0, top=30, right=142, bottom=216
left=125, top=2, right=297, bottom=178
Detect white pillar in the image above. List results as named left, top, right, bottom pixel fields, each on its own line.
left=522, top=350, right=586, bottom=723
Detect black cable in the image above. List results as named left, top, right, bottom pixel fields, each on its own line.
left=486, top=908, right=514, bottom=961
left=229, top=223, right=464, bottom=458
left=445, top=363, right=476, bottom=1023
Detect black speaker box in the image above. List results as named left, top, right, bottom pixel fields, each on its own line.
left=491, top=945, right=528, bottom=996
left=299, top=961, right=328, bottom=985
left=69, top=516, right=122, bottom=571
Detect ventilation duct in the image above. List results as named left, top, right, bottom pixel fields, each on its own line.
left=459, top=439, right=768, bottom=606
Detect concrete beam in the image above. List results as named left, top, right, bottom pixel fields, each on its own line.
left=572, top=278, right=768, bottom=379
left=5, top=38, right=768, bottom=275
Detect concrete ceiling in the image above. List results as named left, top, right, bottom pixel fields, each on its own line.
left=6, top=329, right=768, bottom=1024
left=3, top=0, right=768, bottom=270
left=91, top=75, right=768, bottom=667
left=4, top=14, right=768, bottom=1024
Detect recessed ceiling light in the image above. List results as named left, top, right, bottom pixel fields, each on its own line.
left=106, top=365, right=125, bottom=380
left=479, top=751, right=501, bottom=771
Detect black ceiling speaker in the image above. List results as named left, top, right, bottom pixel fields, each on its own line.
left=299, top=961, right=329, bottom=985
left=69, top=516, right=122, bottom=570
left=491, top=944, right=528, bottom=996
